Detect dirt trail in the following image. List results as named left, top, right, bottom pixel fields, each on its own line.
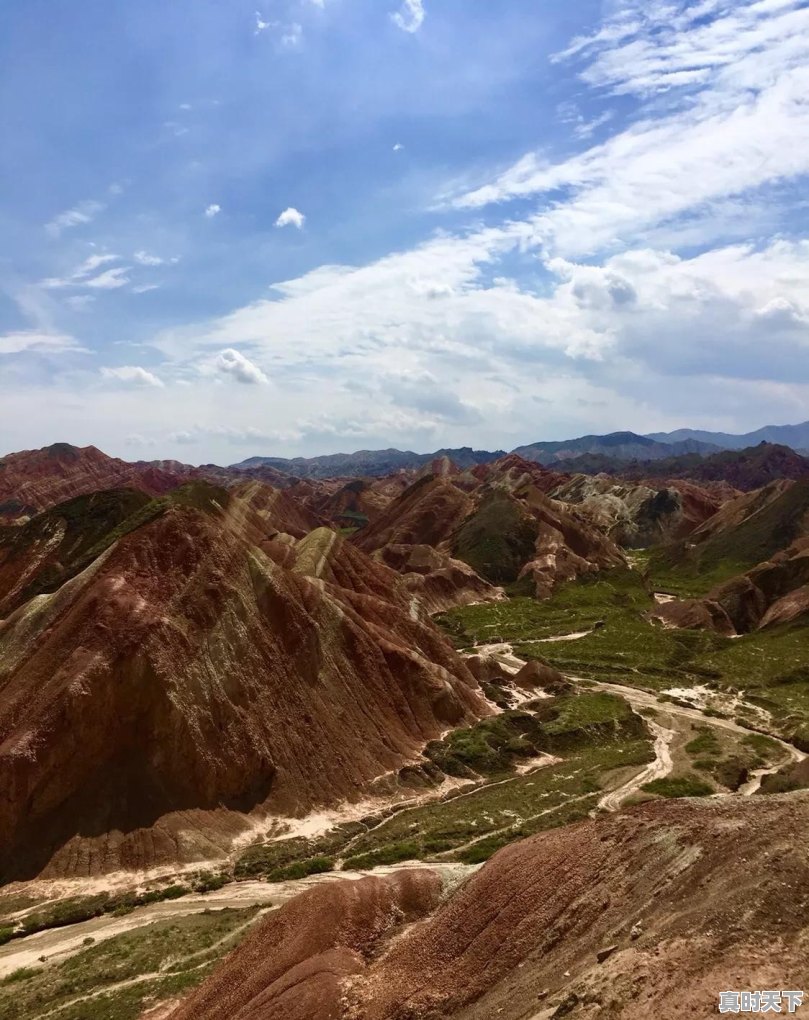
left=0, top=864, right=474, bottom=980
left=474, top=642, right=805, bottom=805
left=598, top=718, right=675, bottom=811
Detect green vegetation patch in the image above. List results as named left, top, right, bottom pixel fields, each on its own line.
left=265, top=857, right=334, bottom=883
left=685, top=728, right=722, bottom=757
left=424, top=711, right=545, bottom=778
left=451, top=491, right=538, bottom=584
left=0, top=907, right=260, bottom=1020
left=437, top=568, right=650, bottom=646
left=641, top=774, right=715, bottom=798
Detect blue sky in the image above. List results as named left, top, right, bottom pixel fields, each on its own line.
left=2, top=0, right=809, bottom=463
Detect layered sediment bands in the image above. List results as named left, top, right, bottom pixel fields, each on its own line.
left=353, top=476, right=475, bottom=554
left=649, top=538, right=809, bottom=635
left=171, top=869, right=444, bottom=1020
left=0, top=443, right=192, bottom=520
left=174, top=796, right=809, bottom=1020
left=0, top=504, right=487, bottom=879
left=353, top=462, right=626, bottom=600
left=551, top=475, right=723, bottom=547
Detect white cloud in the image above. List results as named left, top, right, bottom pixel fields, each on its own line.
left=204, top=204, right=222, bottom=218
left=254, top=11, right=273, bottom=34
left=42, top=254, right=122, bottom=289
left=450, top=1, right=809, bottom=259
left=281, top=23, right=303, bottom=47
left=393, top=142, right=404, bottom=152
left=169, top=424, right=275, bottom=445
left=0, top=330, right=84, bottom=355
left=133, top=251, right=164, bottom=266
left=391, top=0, right=425, bottom=33
left=101, top=365, right=165, bottom=388
left=84, top=267, right=130, bottom=290
left=214, top=348, right=269, bottom=385
left=275, top=207, right=306, bottom=229
left=45, top=200, right=105, bottom=237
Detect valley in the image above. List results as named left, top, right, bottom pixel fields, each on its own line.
left=0, top=439, right=808, bottom=1017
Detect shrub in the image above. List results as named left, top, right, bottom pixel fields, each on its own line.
left=266, top=857, right=334, bottom=883
left=0, top=926, right=14, bottom=946
left=641, top=775, right=714, bottom=798
left=343, top=843, right=421, bottom=871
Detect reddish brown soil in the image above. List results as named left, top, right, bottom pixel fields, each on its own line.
left=173, top=794, right=809, bottom=1020
left=353, top=477, right=474, bottom=554
left=0, top=444, right=192, bottom=520
left=0, top=498, right=487, bottom=879
left=171, top=869, right=443, bottom=1020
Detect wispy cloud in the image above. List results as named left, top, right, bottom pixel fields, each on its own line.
left=101, top=365, right=165, bottom=387
left=83, top=267, right=130, bottom=290
left=448, top=1, right=809, bottom=259
left=204, top=204, right=222, bottom=218
left=281, top=23, right=303, bottom=48
left=45, top=200, right=105, bottom=237
left=391, top=0, right=425, bottom=34
left=254, top=11, right=273, bottom=35
left=133, top=251, right=164, bottom=266
left=0, top=330, right=85, bottom=355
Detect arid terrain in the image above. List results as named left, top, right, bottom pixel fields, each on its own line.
left=0, top=439, right=808, bottom=1018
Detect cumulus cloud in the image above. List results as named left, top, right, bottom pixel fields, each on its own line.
left=214, top=348, right=269, bottom=385
left=205, top=204, right=222, bottom=218
left=391, top=0, right=425, bottom=33
left=275, top=207, right=305, bottom=229
left=385, top=370, right=483, bottom=424
left=101, top=365, right=165, bottom=388
left=393, top=142, right=404, bottom=151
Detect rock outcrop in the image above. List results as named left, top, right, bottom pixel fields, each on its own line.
left=552, top=475, right=724, bottom=547
left=649, top=538, right=809, bottom=635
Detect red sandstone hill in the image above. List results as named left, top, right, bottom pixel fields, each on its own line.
left=0, top=485, right=488, bottom=880
left=171, top=794, right=809, bottom=1020
left=0, top=443, right=200, bottom=520
left=354, top=464, right=626, bottom=598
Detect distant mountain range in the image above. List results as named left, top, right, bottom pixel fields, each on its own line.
left=236, top=446, right=505, bottom=479
left=646, top=421, right=809, bottom=451
left=554, top=443, right=809, bottom=492
left=512, top=431, right=720, bottom=465
left=231, top=421, right=809, bottom=478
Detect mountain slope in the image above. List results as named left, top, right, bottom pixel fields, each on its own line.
left=0, top=489, right=487, bottom=880
left=0, top=444, right=196, bottom=520
left=171, top=794, right=809, bottom=1020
